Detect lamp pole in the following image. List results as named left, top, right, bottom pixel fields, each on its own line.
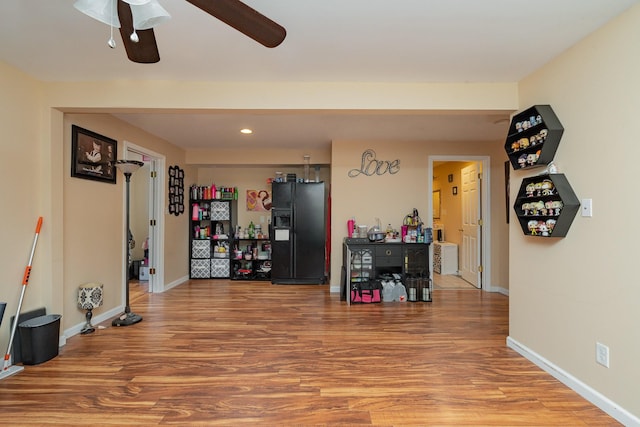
left=112, top=160, right=144, bottom=327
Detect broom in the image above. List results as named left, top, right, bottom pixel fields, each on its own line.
left=0, top=217, right=43, bottom=380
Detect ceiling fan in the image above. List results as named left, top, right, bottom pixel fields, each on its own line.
left=74, top=0, right=287, bottom=64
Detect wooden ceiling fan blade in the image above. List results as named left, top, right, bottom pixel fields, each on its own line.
left=117, top=0, right=160, bottom=63
left=185, top=0, right=286, bottom=48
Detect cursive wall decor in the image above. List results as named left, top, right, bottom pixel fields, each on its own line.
left=348, top=149, right=400, bottom=178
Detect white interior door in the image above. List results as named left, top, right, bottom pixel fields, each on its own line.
left=460, top=163, right=481, bottom=288
left=126, top=142, right=165, bottom=293
left=147, top=159, right=157, bottom=293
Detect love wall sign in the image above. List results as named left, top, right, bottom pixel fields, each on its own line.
left=348, top=149, right=400, bottom=178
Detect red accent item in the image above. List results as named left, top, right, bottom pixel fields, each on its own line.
left=326, top=186, right=331, bottom=276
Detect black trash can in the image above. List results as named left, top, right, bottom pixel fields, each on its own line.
left=18, top=314, right=61, bottom=365
left=0, top=302, right=6, bottom=327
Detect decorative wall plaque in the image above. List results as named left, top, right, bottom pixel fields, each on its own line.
left=168, top=165, right=184, bottom=216
left=348, top=149, right=400, bottom=178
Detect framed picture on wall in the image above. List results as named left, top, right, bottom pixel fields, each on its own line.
left=505, top=160, right=510, bottom=223
left=71, top=125, right=117, bottom=184
left=246, top=189, right=272, bottom=211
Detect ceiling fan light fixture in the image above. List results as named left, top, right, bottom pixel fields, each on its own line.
left=73, top=0, right=121, bottom=28
left=130, top=1, right=171, bottom=30
left=123, top=0, right=153, bottom=5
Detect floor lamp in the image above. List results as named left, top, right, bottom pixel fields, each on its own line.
left=112, top=160, right=144, bottom=327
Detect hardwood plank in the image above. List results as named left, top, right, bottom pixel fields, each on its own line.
left=0, top=281, right=619, bottom=425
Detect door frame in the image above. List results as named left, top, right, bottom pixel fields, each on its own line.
left=124, top=141, right=166, bottom=293
left=428, top=155, right=491, bottom=291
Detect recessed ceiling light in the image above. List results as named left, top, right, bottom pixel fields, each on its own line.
left=240, top=128, right=253, bottom=134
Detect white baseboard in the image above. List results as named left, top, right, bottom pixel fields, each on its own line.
left=488, top=285, right=509, bottom=296
left=63, top=277, right=192, bottom=342
left=163, top=275, right=189, bottom=292
left=62, top=305, right=124, bottom=344
left=506, top=336, right=639, bottom=427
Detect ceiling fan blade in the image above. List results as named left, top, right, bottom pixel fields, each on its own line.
left=117, top=0, right=160, bottom=63
left=185, top=0, right=286, bottom=48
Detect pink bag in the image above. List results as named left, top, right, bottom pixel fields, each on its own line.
left=351, top=281, right=382, bottom=303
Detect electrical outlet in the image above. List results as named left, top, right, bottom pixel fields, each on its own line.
left=596, top=342, right=610, bottom=368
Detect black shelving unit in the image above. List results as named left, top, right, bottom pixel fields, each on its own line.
left=189, top=199, right=237, bottom=278
left=513, top=173, right=579, bottom=238
left=231, top=237, right=271, bottom=281
left=504, top=105, right=564, bottom=170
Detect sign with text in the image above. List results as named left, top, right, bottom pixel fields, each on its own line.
left=348, top=149, right=400, bottom=178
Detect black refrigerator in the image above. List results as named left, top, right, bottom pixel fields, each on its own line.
left=271, top=181, right=326, bottom=284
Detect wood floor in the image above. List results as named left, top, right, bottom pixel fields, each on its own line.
left=432, top=273, right=478, bottom=290
left=0, top=280, right=618, bottom=426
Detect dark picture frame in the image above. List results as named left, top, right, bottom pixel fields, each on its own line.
left=505, top=160, right=510, bottom=223
left=71, top=125, right=117, bottom=184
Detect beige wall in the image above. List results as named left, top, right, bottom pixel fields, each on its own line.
left=60, top=113, right=189, bottom=334
left=0, top=63, right=48, bottom=350
left=510, top=4, right=640, bottom=417
left=329, top=140, right=509, bottom=292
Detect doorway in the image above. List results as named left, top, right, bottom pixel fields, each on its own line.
left=124, top=141, right=166, bottom=294
left=428, top=156, right=490, bottom=291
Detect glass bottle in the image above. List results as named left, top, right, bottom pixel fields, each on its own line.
left=248, top=221, right=255, bottom=239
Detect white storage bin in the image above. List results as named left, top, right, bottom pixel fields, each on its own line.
left=210, top=258, right=230, bottom=278
left=210, top=201, right=230, bottom=221
left=191, top=240, right=211, bottom=259
left=191, top=259, right=210, bottom=278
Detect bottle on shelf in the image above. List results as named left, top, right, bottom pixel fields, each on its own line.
left=347, top=217, right=355, bottom=238
left=192, top=203, right=199, bottom=221
left=248, top=221, right=255, bottom=239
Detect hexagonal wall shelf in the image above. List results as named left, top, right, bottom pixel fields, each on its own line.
left=505, top=105, right=564, bottom=170
left=513, top=173, right=579, bottom=238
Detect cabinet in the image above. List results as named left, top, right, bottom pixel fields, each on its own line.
left=433, top=242, right=458, bottom=275
left=504, top=105, right=564, bottom=170
left=342, top=240, right=431, bottom=305
left=189, top=199, right=237, bottom=279
left=513, top=173, right=579, bottom=238
left=231, top=238, right=272, bottom=281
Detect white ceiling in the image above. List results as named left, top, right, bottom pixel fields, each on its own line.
left=1, top=0, right=637, bottom=151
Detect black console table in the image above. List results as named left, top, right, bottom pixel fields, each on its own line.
left=341, top=238, right=431, bottom=304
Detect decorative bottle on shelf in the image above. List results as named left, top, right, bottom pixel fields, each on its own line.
left=248, top=221, right=255, bottom=239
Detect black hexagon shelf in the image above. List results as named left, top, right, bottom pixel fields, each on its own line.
left=505, top=105, right=564, bottom=170
left=513, top=173, right=580, bottom=238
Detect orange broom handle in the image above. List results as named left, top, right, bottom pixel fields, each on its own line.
left=21, top=217, right=43, bottom=286
left=21, top=267, right=32, bottom=286
left=3, top=216, right=43, bottom=373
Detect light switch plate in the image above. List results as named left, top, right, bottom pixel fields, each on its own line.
left=581, top=198, right=593, bottom=217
